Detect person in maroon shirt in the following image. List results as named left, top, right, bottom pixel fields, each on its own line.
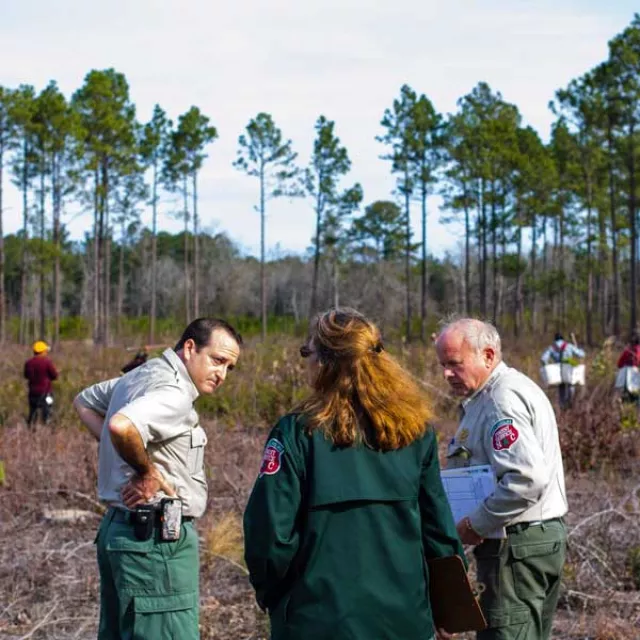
left=617, top=332, right=640, bottom=369
left=24, top=340, right=58, bottom=427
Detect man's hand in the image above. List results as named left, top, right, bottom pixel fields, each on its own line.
left=456, top=516, right=484, bottom=546
left=121, top=466, right=176, bottom=509
left=436, top=628, right=454, bottom=640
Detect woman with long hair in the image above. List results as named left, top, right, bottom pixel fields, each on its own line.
left=244, top=308, right=464, bottom=640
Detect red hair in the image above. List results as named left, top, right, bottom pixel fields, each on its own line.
left=296, top=308, right=432, bottom=450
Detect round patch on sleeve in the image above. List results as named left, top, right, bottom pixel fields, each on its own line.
left=491, top=419, right=519, bottom=451
left=259, top=438, right=285, bottom=477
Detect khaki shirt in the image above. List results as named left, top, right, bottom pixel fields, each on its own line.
left=75, top=349, right=208, bottom=517
left=446, top=361, right=568, bottom=536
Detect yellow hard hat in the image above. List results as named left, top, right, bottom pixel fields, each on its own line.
left=32, top=340, right=49, bottom=354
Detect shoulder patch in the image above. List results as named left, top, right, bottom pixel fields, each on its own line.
left=490, top=418, right=519, bottom=451
left=259, top=438, right=285, bottom=477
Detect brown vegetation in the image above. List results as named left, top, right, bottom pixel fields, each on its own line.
left=0, top=339, right=639, bottom=638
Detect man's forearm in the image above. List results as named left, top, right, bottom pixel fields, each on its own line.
left=108, top=413, right=152, bottom=475
left=73, top=399, right=104, bottom=441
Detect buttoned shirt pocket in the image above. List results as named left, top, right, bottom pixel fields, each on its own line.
left=187, top=426, right=207, bottom=476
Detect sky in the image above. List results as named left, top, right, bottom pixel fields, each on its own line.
left=0, top=0, right=637, bottom=259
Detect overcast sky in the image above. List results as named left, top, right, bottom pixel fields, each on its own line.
left=1, top=0, right=637, bottom=258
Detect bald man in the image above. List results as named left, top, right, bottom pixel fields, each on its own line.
left=435, top=319, right=567, bottom=640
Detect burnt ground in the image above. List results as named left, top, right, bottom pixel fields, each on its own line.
left=0, top=421, right=638, bottom=639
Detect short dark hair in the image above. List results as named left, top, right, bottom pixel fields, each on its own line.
left=174, top=317, right=243, bottom=352
left=554, top=332, right=563, bottom=342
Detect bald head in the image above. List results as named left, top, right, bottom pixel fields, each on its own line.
left=435, top=319, right=502, bottom=397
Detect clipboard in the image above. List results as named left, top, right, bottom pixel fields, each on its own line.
left=428, top=555, right=487, bottom=633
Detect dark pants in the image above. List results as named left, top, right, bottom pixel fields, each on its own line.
left=558, top=384, right=575, bottom=410
left=27, top=393, right=51, bottom=426
left=96, top=507, right=200, bottom=640
left=474, top=519, right=566, bottom=640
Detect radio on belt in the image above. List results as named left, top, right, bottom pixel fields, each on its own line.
left=161, top=498, right=182, bottom=541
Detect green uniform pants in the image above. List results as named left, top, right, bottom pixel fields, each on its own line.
left=473, top=519, right=566, bottom=640
left=95, top=508, right=200, bottom=640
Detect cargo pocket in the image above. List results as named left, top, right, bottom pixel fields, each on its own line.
left=106, top=531, right=157, bottom=589
left=133, top=591, right=199, bottom=640
left=187, top=426, right=207, bottom=475
left=510, top=540, right=563, bottom=602
left=479, top=606, right=530, bottom=640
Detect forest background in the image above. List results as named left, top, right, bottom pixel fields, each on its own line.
left=1, top=5, right=640, bottom=639
left=1, top=15, right=640, bottom=346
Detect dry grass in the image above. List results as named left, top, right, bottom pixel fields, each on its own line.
left=0, top=337, right=639, bottom=638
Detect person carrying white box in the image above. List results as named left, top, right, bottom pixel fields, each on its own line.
left=540, top=333, right=585, bottom=410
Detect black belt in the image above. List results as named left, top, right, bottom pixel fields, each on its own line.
left=109, top=507, right=195, bottom=527
left=505, top=517, right=563, bottom=535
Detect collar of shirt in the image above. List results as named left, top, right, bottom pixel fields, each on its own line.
left=461, top=360, right=507, bottom=411
left=161, top=348, right=199, bottom=402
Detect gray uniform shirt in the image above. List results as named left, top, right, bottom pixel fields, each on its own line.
left=446, top=361, right=568, bottom=536
left=75, top=349, right=208, bottom=517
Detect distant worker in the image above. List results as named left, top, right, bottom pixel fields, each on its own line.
left=541, top=332, right=585, bottom=410
left=121, top=346, right=149, bottom=374
left=617, top=331, right=640, bottom=369
left=24, top=340, right=58, bottom=427
left=615, top=331, right=640, bottom=402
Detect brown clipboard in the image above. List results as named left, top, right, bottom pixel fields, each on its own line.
left=428, top=555, right=487, bottom=633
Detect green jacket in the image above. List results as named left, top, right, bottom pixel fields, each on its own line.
left=243, top=413, right=464, bottom=640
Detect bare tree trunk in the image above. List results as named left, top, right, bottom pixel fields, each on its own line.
left=491, top=184, right=498, bottom=325
left=93, top=166, right=100, bottom=344
left=19, top=138, right=29, bottom=345
left=260, top=163, right=267, bottom=340
left=39, top=165, right=46, bottom=340
left=607, top=116, right=620, bottom=338
left=597, top=204, right=607, bottom=338
left=0, top=146, right=5, bottom=344
left=52, top=154, right=61, bottom=348
left=586, top=174, right=594, bottom=347
left=310, top=190, right=322, bottom=316
left=192, top=171, right=199, bottom=319
left=420, top=182, right=427, bottom=343
left=542, top=215, right=549, bottom=334
left=480, top=181, right=487, bottom=318
left=464, top=189, right=471, bottom=315
left=628, top=118, right=637, bottom=334
left=404, top=180, right=412, bottom=341
left=515, top=222, right=523, bottom=337
left=183, top=176, right=190, bottom=325
left=498, top=205, right=506, bottom=326
left=332, top=257, right=339, bottom=309
left=117, top=220, right=125, bottom=338
left=530, top=213, right=537, bottom=333
left=552, top=215, right=559, bottom=328
left=102, top=210, right=112, bottom=346
left=149, top=161, right=158, bottom=344
left=560, top=208, right=566, bottom=326
left=103, top=180, right=111, bottom=347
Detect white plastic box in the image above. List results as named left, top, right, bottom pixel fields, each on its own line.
left=540, top=363, right=562, bottom=387
left=615, top=366, right=640, bottom=394
left=561, top=364, right=586, bottom=386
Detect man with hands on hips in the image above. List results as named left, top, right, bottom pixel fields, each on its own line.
left=74, top=318, right=241, bottom=640
left=435, top=319, right=567, bottom=640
